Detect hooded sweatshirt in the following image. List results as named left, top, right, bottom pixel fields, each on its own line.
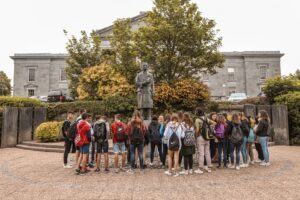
left=77, top=120, right=91, bottom=144
left=164, top=121, right=184, bottom=150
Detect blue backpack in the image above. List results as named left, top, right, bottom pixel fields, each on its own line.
left=247, top=128, right=255, bottom=143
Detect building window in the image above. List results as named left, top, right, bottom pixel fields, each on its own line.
left=28, top=89, right=35, bottom=97
left=259, top=65, right=268, bottom=79
left=28, top=68, right=36, bottom=82
left=228, top=87, right=236, bottom=95
left=228, top=68, right=235, bottom=82
left=60, top=68, right=67, bottom=81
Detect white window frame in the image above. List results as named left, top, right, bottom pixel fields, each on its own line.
left=60, top=68, right=67, bottom=82
left=258, top=64, right=268, bottom=80
left=227, top=67, right=235, bottom=82
left=27, top=88, right=35, bottom=97
left=28, top=67, right=36, bottom=82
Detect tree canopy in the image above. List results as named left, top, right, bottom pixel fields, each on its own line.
left=0, top=71, right=11, bottom=96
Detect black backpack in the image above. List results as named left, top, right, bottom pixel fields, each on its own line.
left=68, top=119, right=80, bottom=140
left=199, top=118, right=215, bottom=140
left=230, top=124, right=243, bottom=145
left=132, top=126, right=142, bottom=144
left=150, top=123, right=161, bottom=144
left=168, top=127, right=180, bottom=151
left=115, top=123, right=125, bottom=142
left=94, top=122, right=107, bottom=143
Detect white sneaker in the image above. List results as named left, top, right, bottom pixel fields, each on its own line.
left=236, top=166, right=240, bottom=170
left=250, top=161, right=255, bottom=165
left=255, top=159, right=262, bottom=163
left=194, top=169, right=204, bottom=174
left=179, top=170, right=188, bottom=175
left=228, top=164, right=235, bottom=169
left=149, top=162, right=154, bottom=166
left=165, top=171, right=172, bottom=176
left=63, top=164, right=72, bottom=169
left=189, top=169, right=193, bottom=174
left=173, top=173, right=180, bottom=177
left=260, top=161, right=267, bottom=166
left=126, top=169, right=134, bottom=174
left=265, top=162, right=270, bottom=166
left=240, top=163, right=249, bottom=168
left=115, top=168, right=119, bottom=173
left=204, top=166, right=211, bottom=173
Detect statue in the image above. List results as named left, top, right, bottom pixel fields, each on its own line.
left=135, top=62, right=154, bottom=121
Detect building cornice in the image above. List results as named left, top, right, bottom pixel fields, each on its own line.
left=10, top=53, right=68, bottom=60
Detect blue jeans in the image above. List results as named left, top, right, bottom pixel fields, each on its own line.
left=241, top=136, right=248, bottom=164
left=217, top=138, right=227, bottom=166
left=230, top=142, right=242, bottom=166
left=130, top=143, right=144, bottom=169
left=259, top=137, right=269, bottom=162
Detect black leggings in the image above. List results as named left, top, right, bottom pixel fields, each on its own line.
left=162, top=143, right=168, bottom=166
left=150, top=142, right=163, bottom=163
left=255, top=143, right=264, bottom=161
left=63, top=139, right=75, bottom=165
left=184, top=155, right=193, bottom=170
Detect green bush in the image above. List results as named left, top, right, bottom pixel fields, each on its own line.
left=275, top=92, right=300, bottom=145
left=47, top=93, right=136, bottom=120
left=238, top=96, right=269, bottom=105
left=35, top=121, right=63, bottom=142
left=0, top=96, right=46, bottom=107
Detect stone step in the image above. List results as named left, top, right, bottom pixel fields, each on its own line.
left=21, top=141, right=64, bottom=149
left=16, top=144, right=64, bottom=153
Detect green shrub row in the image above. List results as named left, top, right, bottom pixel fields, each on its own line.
left=0, top=96, right=46, bottom=108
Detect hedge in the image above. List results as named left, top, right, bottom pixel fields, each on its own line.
left=275, top=91, right=300, bottom=145
left=35, top=121, right=63, bottom=142
left=0, top=96, right=46, bottom=108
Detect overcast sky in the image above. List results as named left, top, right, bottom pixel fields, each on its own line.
left=0, top=0, right=299, bottom=82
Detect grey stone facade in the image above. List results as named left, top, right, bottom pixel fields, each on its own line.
left=11, top=12, right=283, bottom=98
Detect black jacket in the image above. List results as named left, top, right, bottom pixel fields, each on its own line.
left=256, top=119, right=269, bottom=137
left=227, top=121, right=249, bottom=138
left=148, top=121, right=161, bottom=141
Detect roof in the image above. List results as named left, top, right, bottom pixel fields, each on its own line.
left=10, top=53, right=68, bottom=59
left=96, top=12, right=147, bottom=36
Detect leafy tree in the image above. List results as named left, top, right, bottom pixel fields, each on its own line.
left=0, top=71, right=11, bottom=96
left=263, top=76, right=300, bottom=104
left=290, top=69, right=300, bottom=80
left=64, top=30, right=103, bottom=98
left=134, top=0, right=224, bottom=84
left=77, top=63, right=133, bottom=100
left=109, top=18, right=140, bottom=84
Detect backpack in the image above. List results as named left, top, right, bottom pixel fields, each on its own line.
left=183, top=129, right=196, bottom=146
left=94, top=122, right=107, bottom=143
left=199, top=118, right=215, bottom=140
left=132, top=126, right=142, bottom=144
left=247, top=128, right=255, bottom=143
left=230, top=124, right=243, bottom=145
left=68, top=119, right=80, bottom=140
left=168, top=127, right=180, bottom=151
left=115, top=123, right=125, bottom=142
left=150, top=123, right=161, bottom=144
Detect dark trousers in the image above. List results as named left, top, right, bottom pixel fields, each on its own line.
left=126, top=142, right=131, bottom=164
left=162, top=143, right=168, bottom=166
left=150, top=142, right=163, bottom=163
left=90, top=141, right=96, bottom=163
left=179, top=150, right=183, bottom=166
left=184, top=155, right=193, bottom=170
left=130, top=143, right=144, bottom=169
left=210, top=139, right=217, bottom=160
left=217, top=138, right=227, bottom=166
left=63, top=139, right=75, bottom=165
left=255, top=143, right=264, bottom=161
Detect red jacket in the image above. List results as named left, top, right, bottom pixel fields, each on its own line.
left=77, top=120, right=90, bottom=145
left=111, top=121, right=127, bottom=143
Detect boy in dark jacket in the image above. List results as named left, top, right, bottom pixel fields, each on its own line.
left=62, top=111, right=74, bottom=168
left=148, top=116, right=163, bottom=167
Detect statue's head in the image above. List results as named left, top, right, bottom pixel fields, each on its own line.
left=141, top=62, right=148, bottom=71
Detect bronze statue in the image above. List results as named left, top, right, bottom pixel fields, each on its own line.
left=135, top=63, right=154, bottom=121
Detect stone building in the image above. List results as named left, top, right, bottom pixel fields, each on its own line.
left=11, top=12, right=284, bottom=98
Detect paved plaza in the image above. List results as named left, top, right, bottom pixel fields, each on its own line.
left=0, top=146, right=300, bottom=200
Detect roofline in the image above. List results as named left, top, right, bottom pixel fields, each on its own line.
left=10, top=53, right=68, bottom=59
left=96, top=12, right=148, bottom=36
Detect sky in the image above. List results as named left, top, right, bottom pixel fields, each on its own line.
left=0, top=0, right=299, bottom=82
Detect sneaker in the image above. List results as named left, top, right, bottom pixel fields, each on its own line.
left=194, top=169, right=204, bottom=174
left=173, top=173, right=180, bottom=177
left=228, top=164, right=235, bottom=169
left=250, top=161, right=255, bottom=165
left=240, top=163, right=249, bottom=168
left=127, top=169, right=134, bottom=174
left=260, top=161, right=267, bottom=166
left=104, top=168, right=110, bottom=172
left=75, top=168, right=80, bottom=175
left=189, top=169, right=193, bottom=174
left=63, top=164, right=72, bottom=169
left=149, top=162, right=154, bottom=167
left=217, top=165, right=221, bottom=169
left=114, top=168, right=119, bottom=173
left=95, top=168, right=100, bottom=173
left=255, top=159, right=262, bottom=163
left=164, top=171, right=172, bottom=176
left=204, top=166, right=211, bottom=173
left=88, top=163, right=94, bottom=168
left=80, top=171, right=88, bottom=175
left=179, top=170, right=188, bottom=175
left=265, top=162, right=270, bottom=166
left=236, top=166, right=240, bottom=170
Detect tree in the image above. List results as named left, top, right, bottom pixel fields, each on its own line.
left=77, top=63, right=133, bottom=100
left=64, top=30, right=103, bottom=98
left=134, top=0, right=224, bottom=84
left=109, top=18, right=140, bottom=84
left=263, top=76, right=300, bottom=104
left=290, top=69, right=300, bottom=80
left=0, top=71, right=11, bottom=96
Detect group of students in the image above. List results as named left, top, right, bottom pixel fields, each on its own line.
left=61, top=107, right=271, bottom=176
